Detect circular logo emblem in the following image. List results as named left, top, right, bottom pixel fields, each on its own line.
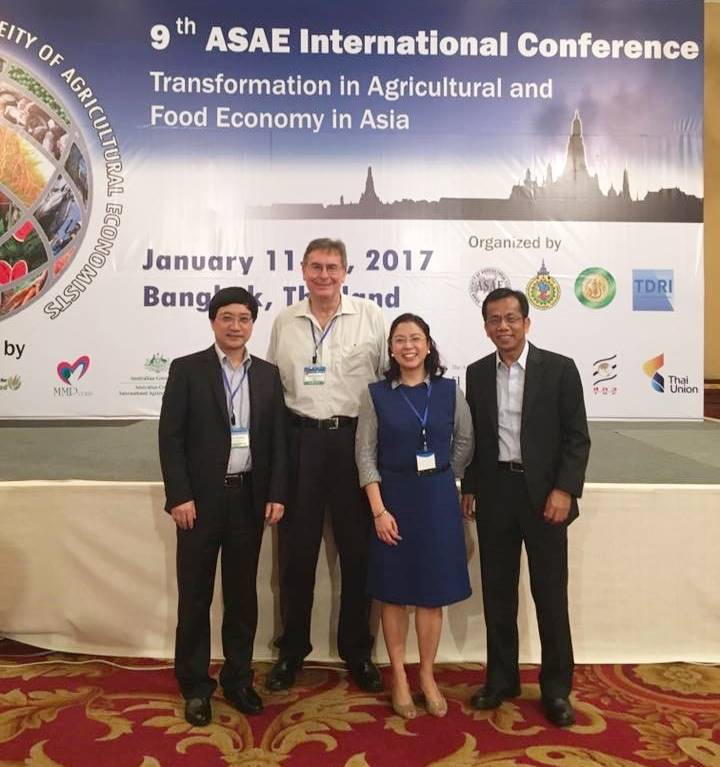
left=526, top=268, right=560, bottom=310
left=0, top=56, right=92, bottom=321
left=469, top=268, right=511, bottom=307
left=575, top=268, right=616, bottom=308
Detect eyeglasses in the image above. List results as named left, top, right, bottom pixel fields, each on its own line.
left=485, top=314, right=525, bottom=327
left=305, top=262, right=344, bottom=275
left=216, top=314, right=253, bottom=327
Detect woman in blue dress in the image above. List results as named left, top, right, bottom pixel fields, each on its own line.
left=355, top=313, right=474, bottom=719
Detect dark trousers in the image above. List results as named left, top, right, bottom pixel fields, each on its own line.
left=275, top=421, right=373, bottom=662
left=475, top=471, right=574, bottom=699
left=174, top=480, right=263, bottom=699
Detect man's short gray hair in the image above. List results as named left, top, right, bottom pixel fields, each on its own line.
left=302, top=238, right=347, bottom=269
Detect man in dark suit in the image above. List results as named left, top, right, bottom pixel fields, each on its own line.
left=159, top=287, right=287, bottom=726
left=461, top=287, right=590, bottom=727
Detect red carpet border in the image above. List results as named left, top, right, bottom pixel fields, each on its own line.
left=0, top=643, right=718, bottom=766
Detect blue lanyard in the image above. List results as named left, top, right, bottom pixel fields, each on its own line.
left=222, top=363, right=248, bottom=427
left=398, top=381, right=432, bottom=450
left=309, top=316, right=338, bottom=365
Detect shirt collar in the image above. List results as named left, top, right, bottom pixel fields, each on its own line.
left=215, top=344, right=251, bottom=370
left=391, top=374, right=431, bottom=390
left=293, top=294, right=356, bottom=319
left=496, top=341, right=529, bottom=371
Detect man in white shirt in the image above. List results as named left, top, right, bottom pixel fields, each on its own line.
left=461, top=287, right=590, bottom=727
left=266, top=237, right=387, bottom=693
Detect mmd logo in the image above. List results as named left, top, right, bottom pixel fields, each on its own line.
left=633, top=270, right=674, bottom=311
left=54, top=355, right=92, bottom=397
left=642, top=354, right=664, bottom=393
left=57, top=356, right=90, bottom=385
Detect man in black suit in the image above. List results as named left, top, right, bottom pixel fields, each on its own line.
left=461, top=287, right=590, bottom=727
left=159, top=287, right=287, bottom=726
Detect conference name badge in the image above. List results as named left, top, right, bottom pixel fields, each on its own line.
left=303, top=365, right=326, bottom=385
left=416, top=450, right=437, bottom=475
left=231, top=426, right=250, bottom=448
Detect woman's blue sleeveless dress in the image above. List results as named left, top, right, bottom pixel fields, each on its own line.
left=366, top=377, right=471, bottom=607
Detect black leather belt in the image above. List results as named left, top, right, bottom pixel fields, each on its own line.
left=498, top=460, right=525, bottom=473
left=381, top=464, right=451, bottom=477
left=291, top=414, right=357, bottom=430
left=224, top=472, right=251, bottom=486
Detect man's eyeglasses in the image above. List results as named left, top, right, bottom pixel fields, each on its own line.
left=216, top=314, right=253, bottom=326
left=485, top=314, right=524, bottom=327
left=305, top=262, right=344, bottom=275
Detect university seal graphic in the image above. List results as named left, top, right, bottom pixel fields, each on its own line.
left=469, top=268, right=511, bottom=307
left=575, top=267, right=616, bottom=309
left=526, top=260, right=560, bottom=310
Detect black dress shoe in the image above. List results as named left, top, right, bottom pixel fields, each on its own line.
left=347, top=660, right=383, bottom=693
left=184, top=696, right=211, bottom=726
left=225, top=686, right=263, bottom=716
left=542, top=697, right=575, bottom=727
left=470, top=685, right=520, bottom=710
left=266, top=657, right=302, bottom=691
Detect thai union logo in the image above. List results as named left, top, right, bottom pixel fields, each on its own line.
left=642, top=354, right=664, bottom=393
left=57, top=355, right=90, bottom=385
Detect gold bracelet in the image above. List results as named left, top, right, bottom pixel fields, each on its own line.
left=372, top=509, right=388, bottom=519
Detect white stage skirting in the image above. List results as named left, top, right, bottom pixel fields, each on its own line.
left=1, top=481, right=718, bottom=663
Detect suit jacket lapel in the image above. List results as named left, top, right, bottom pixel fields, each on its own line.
left=482, top=354, right=499, bottom=436
left=521, top=342, right=541, bottom=429
left=203, top=346, right=229, bottom=424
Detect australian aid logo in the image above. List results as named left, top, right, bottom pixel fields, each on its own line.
left=54, top=354, right=93, bottom=397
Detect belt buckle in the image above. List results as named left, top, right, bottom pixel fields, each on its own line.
left=509, top=461, right=523, bottom=473
left=326, top=416, right=339, bottom=430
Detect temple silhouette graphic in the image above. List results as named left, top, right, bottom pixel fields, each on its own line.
left=247, top=112, right=702, bottom=222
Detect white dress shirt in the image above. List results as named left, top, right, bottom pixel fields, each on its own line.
left=266, top=295, right=387, bottom=418
left=215, top=345, right=252, bottom=474
left=496, top=341, right=529, bottom=463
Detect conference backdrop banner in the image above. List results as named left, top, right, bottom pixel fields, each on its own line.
left=0, top=0, right=704, bottom=419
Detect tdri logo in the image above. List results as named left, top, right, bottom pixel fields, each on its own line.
left=632, top=270, right=673, bottom=311
left=642, top=354, right=664, bottom=393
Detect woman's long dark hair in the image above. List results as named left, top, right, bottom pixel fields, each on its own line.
left=384, top=313, right=446, bottom=382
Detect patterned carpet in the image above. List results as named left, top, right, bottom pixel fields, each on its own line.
left=0, top=642, right=718, bottom=767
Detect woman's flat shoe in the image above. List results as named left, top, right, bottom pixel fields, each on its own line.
left=425, top=693, right=448, bottom=718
